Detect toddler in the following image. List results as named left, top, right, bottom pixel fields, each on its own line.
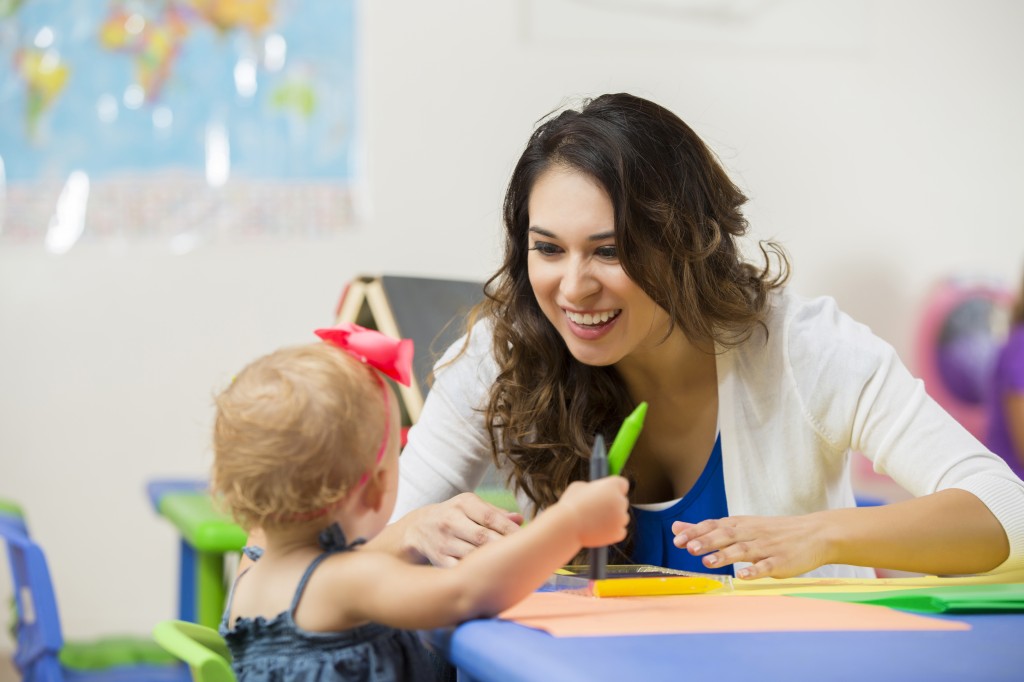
left=212, top=323, right=629, bottom=681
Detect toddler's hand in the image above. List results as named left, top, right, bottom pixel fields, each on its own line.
left=558, top=477, right=630, bottom=547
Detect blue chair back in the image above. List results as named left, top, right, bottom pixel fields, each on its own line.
left=0, top=499, right=29, bottom=535
left=0, top=515, right=190, bottom=682
left=0, top=517, right=65, bottom=681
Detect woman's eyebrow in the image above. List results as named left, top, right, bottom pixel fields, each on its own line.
left=528, top=226, right=615, bottom=241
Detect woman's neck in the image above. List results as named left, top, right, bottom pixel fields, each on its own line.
left=613, top=327, right=716, bottom=401
left=613, top=328, right=720, bottom=503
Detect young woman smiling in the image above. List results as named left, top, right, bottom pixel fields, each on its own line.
left=383, top=93, right=1023, bottom=581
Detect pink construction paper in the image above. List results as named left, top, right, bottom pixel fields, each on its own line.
left=499, top=593, right=969, bottom=637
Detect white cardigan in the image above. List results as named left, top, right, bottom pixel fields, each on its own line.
left=393, top=290, right=1024, bottom=578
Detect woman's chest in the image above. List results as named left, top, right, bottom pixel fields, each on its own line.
left=627, top=396, right=719, bottom=504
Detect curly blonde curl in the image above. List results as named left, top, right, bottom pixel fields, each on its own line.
left=211, top=343, right=387, bottom=531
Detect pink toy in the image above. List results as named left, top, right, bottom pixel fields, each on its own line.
left=914, top=277, right=1013, bottom=441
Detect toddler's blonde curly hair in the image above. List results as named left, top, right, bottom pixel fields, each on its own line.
left=211, top=342, right=388, bottom=530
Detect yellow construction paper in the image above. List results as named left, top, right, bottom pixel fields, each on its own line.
left=727, top=569, right=1024, bottom=596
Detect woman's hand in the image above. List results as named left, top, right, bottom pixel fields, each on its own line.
left=674, top=490, right=1011, bottom=579
left=672, top=513, right=832, bottom=579
left=395, top=492, right=524, bottom=568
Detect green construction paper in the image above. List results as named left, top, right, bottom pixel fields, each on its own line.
left=794, top=583, right=1024, bottom=613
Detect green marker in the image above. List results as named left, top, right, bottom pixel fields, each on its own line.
left=608, top=401, right=647, bottom=475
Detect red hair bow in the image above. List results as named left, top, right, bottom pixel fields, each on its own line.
left=314, top=323, right=414, bottom=387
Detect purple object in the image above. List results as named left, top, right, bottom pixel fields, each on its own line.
left=986, top=325, right=1024, bottom=478
left=936, top=332, right=999, bottom=405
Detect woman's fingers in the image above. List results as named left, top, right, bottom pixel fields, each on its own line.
left=457, top=494, right=523, bottom=537
left=413, top=493, right=523, bottom=565
left=672, top=514, right=827, bottom=579
left=432, top=538, right=481, bottom=568
left=672, top=517, right=731, bottom=552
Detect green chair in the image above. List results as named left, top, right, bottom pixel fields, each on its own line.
left=152, top=620, right=236, bottom=682
left=475, top=487, right=519, bottom=514
left=146, top=480, right=248, bottom=629
left=475, top=464, right=520, bottom=515
left=0, top=498, right=26, bottom=524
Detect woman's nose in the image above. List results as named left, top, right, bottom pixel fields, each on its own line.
left=560, top=256, right=599, bottom=304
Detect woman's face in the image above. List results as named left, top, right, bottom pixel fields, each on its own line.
left=526, top=165, right=672, bottom=367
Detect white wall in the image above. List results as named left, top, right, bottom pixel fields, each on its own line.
left=2, top=0, right=1023, bottom=659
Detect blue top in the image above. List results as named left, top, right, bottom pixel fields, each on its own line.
left=221, top=525, right=445, bottom=682
left=629, top=433, right=733, bottom=576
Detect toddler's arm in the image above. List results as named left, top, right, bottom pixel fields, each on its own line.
left=313, top=476, right=629, bottom=631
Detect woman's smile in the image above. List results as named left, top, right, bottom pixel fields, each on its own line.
left=563, top=308, right=622, bottom=340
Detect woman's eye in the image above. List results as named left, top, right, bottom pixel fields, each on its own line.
left=530, top=241, right=561, bottom=256
left=595, top=245, right=618, bottom=260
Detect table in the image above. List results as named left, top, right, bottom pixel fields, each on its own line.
left=428, top=603, right=1024, bottom=681
left=147, top=479, right=247, bottom=629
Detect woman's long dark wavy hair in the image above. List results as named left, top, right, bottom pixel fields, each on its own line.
left=474, top=93, right=789, bottom=544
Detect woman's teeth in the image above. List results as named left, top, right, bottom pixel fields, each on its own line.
left=566, top=309, right=620, bottom=326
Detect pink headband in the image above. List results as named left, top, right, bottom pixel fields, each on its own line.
left=314, top=323, right=414, bottom=488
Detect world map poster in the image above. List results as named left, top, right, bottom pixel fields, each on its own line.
left=0, top=0, right=358, bottom=252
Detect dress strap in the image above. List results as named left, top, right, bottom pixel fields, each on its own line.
left=221, top=561, right=257, bottom=630
left=288, top=523, right=366, bottom=614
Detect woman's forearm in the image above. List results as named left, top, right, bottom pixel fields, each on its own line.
left=824, top=488, right=1010, bottom=575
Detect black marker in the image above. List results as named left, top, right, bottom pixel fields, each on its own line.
left=588, top=434, right=608, bottom=582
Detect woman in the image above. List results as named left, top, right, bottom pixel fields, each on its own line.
left=386, top=93, right=1022, bottom=580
